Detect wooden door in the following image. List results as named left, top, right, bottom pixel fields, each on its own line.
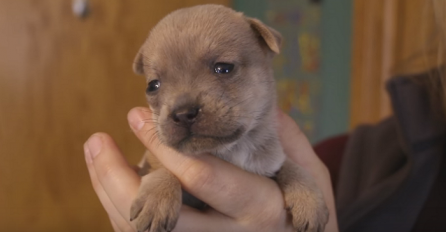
left=0, top=0, right=229, bottom=231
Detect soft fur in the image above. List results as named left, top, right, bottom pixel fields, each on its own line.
left=131, top=4, right=328, bottom=232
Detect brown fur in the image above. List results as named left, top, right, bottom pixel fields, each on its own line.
left=130, top=167, right=181, bottom=232
left=276, top=159, right=329, bottom=232
left=131, top=4, right=328, bottom=232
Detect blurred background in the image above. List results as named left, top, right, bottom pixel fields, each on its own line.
left=0, top=0, right=439, bottom=231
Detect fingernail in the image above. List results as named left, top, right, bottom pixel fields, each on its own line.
left=87, top=134, right=103, bottom=159
left=129, top=109, right=146, bottom=131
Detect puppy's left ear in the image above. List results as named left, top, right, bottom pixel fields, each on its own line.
left=133, top=49, right=144, bottom=75
left=245, top=17, right=282, bottom=54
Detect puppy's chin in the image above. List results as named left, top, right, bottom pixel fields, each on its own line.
left=159, top=125, right=245, bottom=154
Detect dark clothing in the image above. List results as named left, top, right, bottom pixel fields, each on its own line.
left=316, top=74, right=446, bottom=232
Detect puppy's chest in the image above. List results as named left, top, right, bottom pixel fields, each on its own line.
left=213, top=142, right=286, bottom=177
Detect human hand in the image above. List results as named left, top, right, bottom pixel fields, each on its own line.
left=84, top=107, right=338, bottom=232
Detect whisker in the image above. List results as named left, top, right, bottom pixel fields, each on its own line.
left=228, top=95, right=255, bottom=109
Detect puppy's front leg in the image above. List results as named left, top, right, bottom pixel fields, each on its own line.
left=130, top=167, right=182, bottom=232
left=276, top=159, right=329, bottom=232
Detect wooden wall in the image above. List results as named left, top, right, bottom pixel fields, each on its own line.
left=350, top=0, right=440, bottom=128
left=0, top=0, right=229, bottom=231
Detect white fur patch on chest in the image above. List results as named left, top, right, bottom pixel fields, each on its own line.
left=214, top=138, right=286, bottom=177
left=233, top=149, right=285, bottom=177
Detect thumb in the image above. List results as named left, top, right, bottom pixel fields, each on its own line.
left=276, top=109, right=323, bottom=171
left=85, top=133, right=140, bottom=223
left=276, top=110, right=339, bottom=232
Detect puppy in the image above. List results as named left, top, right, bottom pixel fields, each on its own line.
left=131, top=4, right=328, bottom=232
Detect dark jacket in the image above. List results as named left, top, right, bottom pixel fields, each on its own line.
left=334, top=73, right=446, bottom=232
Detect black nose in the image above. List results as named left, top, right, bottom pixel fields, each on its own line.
left=172, top=106, right=200, bottom=125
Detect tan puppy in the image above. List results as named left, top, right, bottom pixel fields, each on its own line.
left=131, top=4, right=328, bottom=232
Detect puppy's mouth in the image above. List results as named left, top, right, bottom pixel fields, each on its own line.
left=174, top=127, right=245, bottom=153
left=184, top=127, right=244, bottom=143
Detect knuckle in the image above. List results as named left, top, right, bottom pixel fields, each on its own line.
left=97, top=163, right=116, bottom=183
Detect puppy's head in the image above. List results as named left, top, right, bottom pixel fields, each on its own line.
left=133, top=4, right=282, bottom=154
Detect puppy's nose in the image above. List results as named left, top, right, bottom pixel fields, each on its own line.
left=172, top=106, right=200, bottom=125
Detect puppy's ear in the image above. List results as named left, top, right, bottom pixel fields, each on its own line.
left=133, top=49, right=144, bottom=75
left=246, top=17, right=282, bottom=54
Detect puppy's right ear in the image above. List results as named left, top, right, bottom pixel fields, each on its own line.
left=133, top=49, right=144, bottom=75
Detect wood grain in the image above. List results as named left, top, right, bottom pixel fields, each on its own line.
left=0, top=0, right=229, bottom=231
left=350, top=0, right=386, bottom=128
left=350, top=0, right=439, bottom=128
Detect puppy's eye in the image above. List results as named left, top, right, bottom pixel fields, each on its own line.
left=214, top=63, right=234, bottom=74
left=146, top=80, right=161, bottom=93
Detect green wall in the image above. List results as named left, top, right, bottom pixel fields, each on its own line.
left=318, top=0, right=352, bottom=141
left=233, top=0, right=352, bottom=143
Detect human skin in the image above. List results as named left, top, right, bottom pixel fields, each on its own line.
left=84, top=107, right=339, bottom=232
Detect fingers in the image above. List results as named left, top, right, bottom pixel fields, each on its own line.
left=127, top=107, right=286, bottom=221
left=83, top=133, right=240, bottom=232
left=174, top=207, right=236, bottom=232
left=110, top=218, right=123, bottom=232
left=276, top=109, right=329, bottom=193
left=276, top=109, right=339, bottom=232
left=174, top=207, right=293, bottom=232
left=84, top=133, right=140, bottom=230
left=276, top=109, right=324, bottom=171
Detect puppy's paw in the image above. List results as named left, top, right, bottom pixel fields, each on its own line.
left=276, top=160, right=329, bottom=232
left=130, top=169, right=182, bottom=232
left=283, top=185, right=329, bottom=232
